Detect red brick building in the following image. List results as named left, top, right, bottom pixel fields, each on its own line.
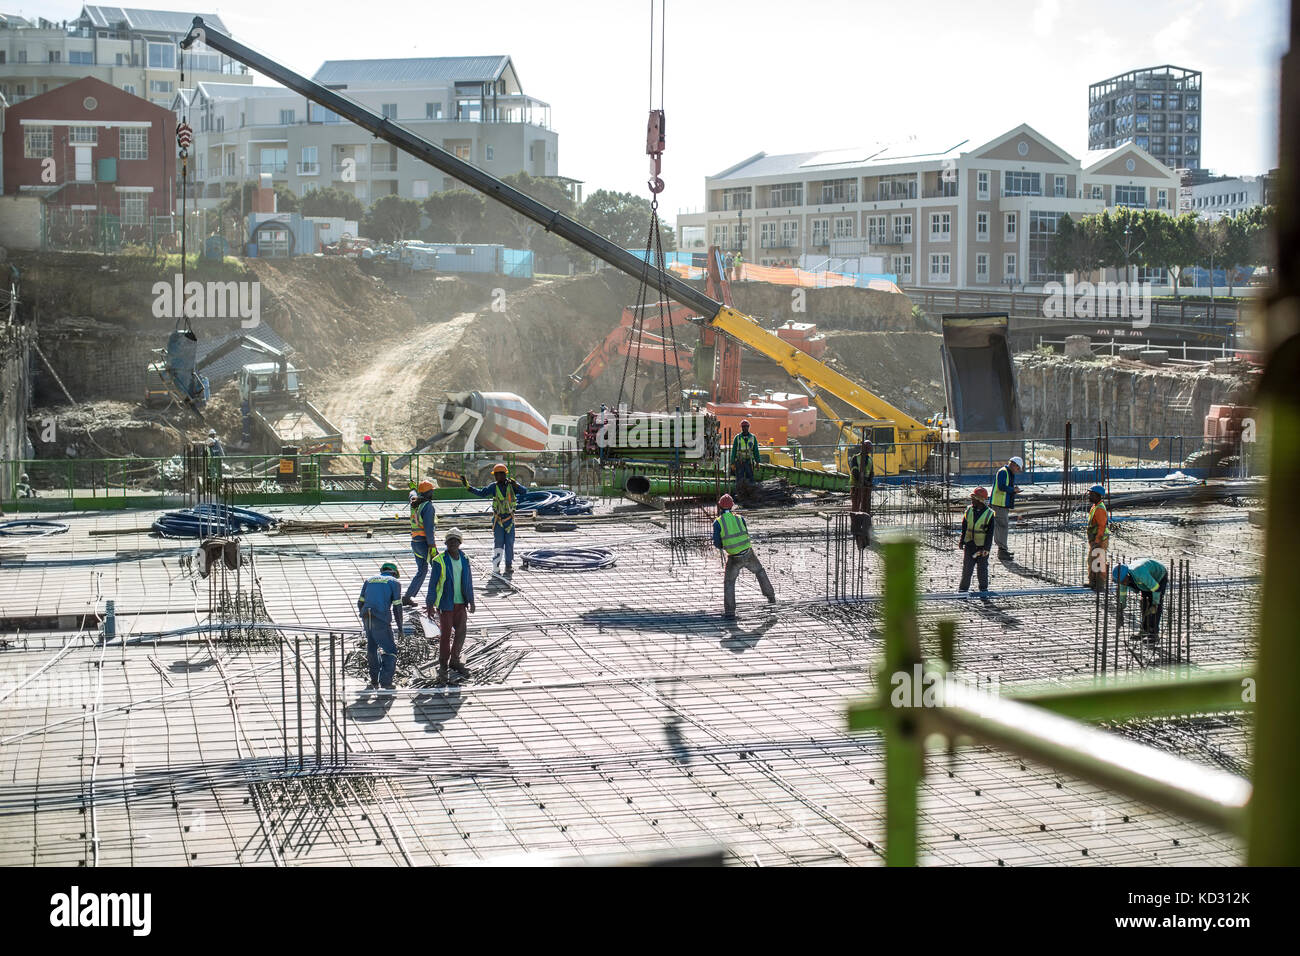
left=3, top=76, right=175, bottom=241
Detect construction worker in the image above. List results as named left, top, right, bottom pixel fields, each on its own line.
left=357, top=562, right=403, bottom=692
left=360, top=436, right=376, bottom=489
left=1113, top=559, right=1168, bottom=644
left=789, top=439, right=802, bottom=468
left=204, top=428, right=224, bottom=491
left=16, top=472, right=35, bottom=498
left=713, top=493, right=776, bottom=620
left=848, top=439, right=874, bottom=513
left=958, top=487, right=995, bottom=597
left=425, top=528, right=475, bottom=684
left=1085, top=483, right=1110, bottom=592
left=733, top=252, right=745, bottom=281
left=990, top=455, right=1023, bottom=561
left=468, top=463, right=528, bottom=574
left=731, top=420, right=760, bottom=498
left=404, top=480, right=437, bottom=607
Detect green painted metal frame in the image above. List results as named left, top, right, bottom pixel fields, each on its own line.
left=848, top=533, right=1263, bottom=866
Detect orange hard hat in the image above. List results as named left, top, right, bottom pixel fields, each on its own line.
left=972, top=487, right=989, bottom=500
left=416, top=479, right=434, bottom=494
left=718, top=493, right=734, bottom=510
left=492, top=463, right=508, bottom=475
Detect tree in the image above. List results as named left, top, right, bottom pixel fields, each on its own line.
left=1138, top=210, right=1198, bottom=296
left=479, top=172, right=577, bottom=256
left=1047, top=213, right=1107, bottom=277
left=363, top=195, right=422, bottom=242
left=422, top=190, right=486, bottom=243
left=219, top=182, right=298, bottom=222
left=578, top=189, right=677, bottom=251
left=301, top=187, right=365, bottom=222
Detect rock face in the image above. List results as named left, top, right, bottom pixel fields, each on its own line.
left=1064, top=335, right=1093, bottom=359
left=1014, top=351, right=1256, bottom=454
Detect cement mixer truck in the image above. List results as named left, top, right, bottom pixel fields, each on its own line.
left=391, top=390, right=581, bottom=486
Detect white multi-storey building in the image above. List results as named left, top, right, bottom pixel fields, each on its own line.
left=179, top=55, right=562, bottom=207
left=679, top=124, right=1180, bottom=290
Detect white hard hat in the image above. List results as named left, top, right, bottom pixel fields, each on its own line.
left=445, top=527, right=464, bottom=543
left=208, top=428, right=217, bottom=437
left=1009, top=456, right=1024, bottom=468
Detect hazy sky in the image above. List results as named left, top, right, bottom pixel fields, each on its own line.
left=37, top=0, right=1291, bottom=215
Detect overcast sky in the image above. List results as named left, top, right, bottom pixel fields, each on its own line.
left=38, top=0, right=1292, bottom=214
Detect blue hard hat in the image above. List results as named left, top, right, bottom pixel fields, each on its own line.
left=1112, top=564, right=1128, bottom=584
left=1089, top=484, right=1106, bottom=496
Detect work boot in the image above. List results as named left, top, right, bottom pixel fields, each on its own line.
left=721, top=612, right=737, bottom=621
left=998, top=549, right=1013, bottom=561
left=435, top=666, right=448, bottom=686
left=505, top=565, right=514, bottom=576
left=365, top=680, right=378, bottom=691
left=450, top=661, right=472, bottom=678
left=378, top=682, right=395, bottom=694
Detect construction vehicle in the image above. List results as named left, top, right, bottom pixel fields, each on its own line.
left=184, top=21, right=956, bottom=477
left=146, top=330, right=288, bottom=408
left=938, top=313, right=1024, bottom=473
left=390, top=391, right=577, bottom=485
left=570, top=301, right=697, bottom=394
left=238, top=359, right=342, bottom=455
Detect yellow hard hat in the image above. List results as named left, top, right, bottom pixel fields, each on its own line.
left=492, top=463, right=508, bottom=475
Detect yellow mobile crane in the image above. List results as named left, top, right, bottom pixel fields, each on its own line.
left=181, top=19, right=941, bottom=476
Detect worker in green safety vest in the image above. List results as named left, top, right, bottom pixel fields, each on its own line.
left=360, top=435, right=376, bottom=489
left=731, top=420, right=760, bottom=498
left=712, top=493, right=775, bottom=620
left=990, top=455, right=1023, bottom=561
left=958, top=487, right=994, bottom=597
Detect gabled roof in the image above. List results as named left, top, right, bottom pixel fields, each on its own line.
left=710, top=139, right=968, bottom=181
left=963, top=123, right=1076, bottom=165
left=194, top=81, right=287, bottom=102
left=1083, top=141, right=1178, bottom=180
left=79, top=6, right=229, bottom=36
left=313, top=56, right=511, bottom=87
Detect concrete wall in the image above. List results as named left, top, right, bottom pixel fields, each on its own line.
left=34, top=318, right=159, bottom=403
left=0, top=324, right=33, bottom=496
left=1015, top=351, right=1249, bottom=454
left=0, top=194, right=40, bottom=249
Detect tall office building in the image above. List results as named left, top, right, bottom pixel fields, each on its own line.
left=1088, top=65, right=1202, bottom=171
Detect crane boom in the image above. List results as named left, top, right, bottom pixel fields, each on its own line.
left=182, top=19, right=936, bottom=455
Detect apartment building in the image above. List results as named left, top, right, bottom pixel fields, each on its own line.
left=679, top=124, right=1180, bottom=290
left=180, top=55, right=560, bottom=207
left=1088, top=65, right=1202, bottom=171
left=0, top=6, right=250, bottom=109
left=1188, top=174, right=1272, bottom=220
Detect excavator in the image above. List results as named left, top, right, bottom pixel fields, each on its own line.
left=181, top=20, right=947, bottom=476
left=569, top=301, right=697, bottom=395
left=145, top=331, right=287, bottom=409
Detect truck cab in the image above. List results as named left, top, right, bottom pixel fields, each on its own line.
left=238, top=362, right=299, bottom=403
left=546, top=415, right=582, bottom=452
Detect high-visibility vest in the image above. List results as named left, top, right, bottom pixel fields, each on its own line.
left=715, top=510, right=751, bottom=555
left=849, top=451, right=874, bottom=479
left=1087, top=502, right=1110, bottom=546
left=411, top=500, right=434, bottom=538
left=733, top=432, right=759, bottom=463
left=961, top=505, right=994, bottom=546
left=991, top=466, right=1013, bottom=508
left=492, top=483, right=516, bottom=524
left=360, top=446, right=375, bottom=465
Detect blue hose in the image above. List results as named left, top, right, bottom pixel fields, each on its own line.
left=0, top=519, right=69, bottom=537
left=507, top=489, right=594, bottom=517
left=520, top=547, right=615, bottom=571
left=151, top=504, right=277, bottom=538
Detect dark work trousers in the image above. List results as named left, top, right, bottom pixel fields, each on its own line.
left=959, top=544, right=990, bottom=594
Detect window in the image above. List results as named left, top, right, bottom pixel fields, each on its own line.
left=928, top=253, right=951, bottom=280
left=712, top=224, right=729, bottom=247
left=929, top=212, right=951, bottom=240
left=820, top=178, right=857, bottom=203
left=381, top=103, right=397, bottom=120
left=867, top=215, right=887, bottom=242
left=16, top=50, right=25, bottom=63
left=1004, top=253, right=1017, bottom=280
left=891, top=254, right=912, bottom=281
left=977, top=170, right=989, bottom=200
left=768, top=182, right=803, bottom=207
left=149, top=80, right=173, bottom=94
left=976, top=253, right=989, bottom=283
left=259, top=148, right=287, bottom=174
left=451, top=142, right=471, bottom=160
left=1054, top=175, right=1067, bottom=197
left=1157, top=189, right=1168, bottom=209
left=1028, top=211, right=1064, bottom=283
left=70, top=50, right=93, bottom=65
left=122, top=83, right=136, bottom=95
left=1114, top=185, right=1146, bottom=207
left=780, top=219, right=799, bottom=246
left=760, top=221, right=778, bottom=248
left=69, top=126, right=98, bottom=145
left=1091, top=184, right=1103, bottom=200
left=1005, top=212, right=1017, bottom=241
left=412, top=180, right=429, bottom=199
left=120, top=195, right=147, bottom=226
left=279, top=109, right=296, bottom=125
left=976, top=212, right=989, bottom=240
left=48, top=50, right=62, bottom=63
left=1003, top=171, right=1042, bottom=196
left=299, top=146, right=318, bottom=174
left=811, top=218, right=830, bottom=246
left=15, top=84, right=25, bottom=97
left=833, top=216, right=855, bottom=239
left=147, top=42, right=175, bottom=69
left=24, top=126, right=53, bottom=159
left=876, top=174, right=916, bottom=200
left=485, top=145, right=494, bottom=161
left=721, top=188, right=751, bottom=211
left=893, top=214, right=912, bottom=241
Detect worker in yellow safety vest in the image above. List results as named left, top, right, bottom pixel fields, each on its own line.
left=712, top=493, right=775, bottom=619
left=990, top=455, right=1023, bottom=560
left=360, top=435, right=376, bottom=489
left=404, top=479, right=438, bottom=606
left=468, top=463, right=528, bottom=575
left=1086, top=483, right=1110, bottom=592
left=958, top=487, right=995, bottom=597
left=731, top=420, right=761, bottom=498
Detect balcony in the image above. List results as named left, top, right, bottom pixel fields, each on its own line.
left=869, top=231, right=909, bottom=246
left=248, top=162, right=288, bottom=176
left=370, top=161, right=399, bottom=174
left=332, top=162, right=367, bottom=178
left=760, top=237, right=798, bottom=249
left=297, top=162, right=320, bottom=176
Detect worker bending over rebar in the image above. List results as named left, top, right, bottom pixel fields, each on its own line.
left=357, top=562, right=403, bottom=692
left=425, top=528, right=475, bottom=684
left=1113, top=559, right=1168, bottom=645
left=713, top=494, right=776, bottom=620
